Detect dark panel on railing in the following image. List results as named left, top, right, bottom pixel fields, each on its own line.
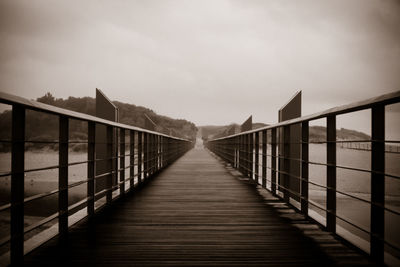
left=279, top=91, right=301, bottom=202
left=241, top=115, right=252, bottom=132
left=95, top=89, right=118, bottom=194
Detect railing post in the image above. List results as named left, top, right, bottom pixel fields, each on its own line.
left=11, top=104, right=25, bottom=265
left=235, top=136, right=238, bottom=168
left=156, top=135, right=160, bottom=171
left=59, top=115, right=69, bottom=239
left=371, top=105, right=385, bottom=262
left=255, top=132, right=259, bottom=184
left=239, top=136, right=242, bottom=173
left=251, top=133, right=254, bottom=180
left=87, top=122, right=95, bottom=217
left=106, top=125, right=113, bottom=204
left=153, top=135, right=157, bottom=173
left=301, top=121, right=309, bottom=215
left=283, top=125, right=290, bottom=202
left=144, top=133, right=148, bottom=180
left=148, top=134, right=152, bottom=177
left=119, top=128, right=125, bottom=196
left=161, top=136, right=165, bottom=167
left=151, top=134, right=155, bottom=175
left=327, top=116, right=336, bottom=232
left=130, top=131, right=135, bottom=190
left=271, top=128, right=277, bottom=195
left=138, top=132, right=142, bottom=184
left=242, top=135, right=246, bottom=175
left=246, top=134, right=249, bottom=177
left=262, top=130, right=267, bottom=188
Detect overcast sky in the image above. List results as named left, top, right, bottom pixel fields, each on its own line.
left=0, top=0, right=399, bottom=137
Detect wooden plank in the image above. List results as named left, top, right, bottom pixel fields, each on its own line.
left=24, top=148, right=374, bottom=266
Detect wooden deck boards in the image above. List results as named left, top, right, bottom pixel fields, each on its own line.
left=24, top=147, right=373, bottom=266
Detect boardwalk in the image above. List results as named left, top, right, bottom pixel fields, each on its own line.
left=24, top=147, right=373, bottom=266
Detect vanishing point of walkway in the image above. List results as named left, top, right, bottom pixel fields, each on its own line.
left=24, top=147, right=373, bottom=266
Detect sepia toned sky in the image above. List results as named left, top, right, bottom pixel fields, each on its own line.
left=0, top=0, right=399, bottom=137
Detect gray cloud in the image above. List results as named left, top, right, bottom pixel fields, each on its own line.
left=0, top=0, right=399, bottom=137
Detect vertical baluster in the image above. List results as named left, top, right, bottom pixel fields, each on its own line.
left=243, top=134, right=250, bottom=177
left=283, top=126, right=290, bottom=201
left=255, top=132, right=259, bottom=184
left=106, top=126, right=113, bottom=203
left=152, top=134, right=155, bottom=175
left=271, top=128, right=277, bottom=195
left=161, top=136, right=164, bottom=167
left=154, top=135, right=157, bottom=173
left=138, top=132, right=142, bottom=184
left=159, top=136, right=162, bottom=169
left=155, top=135, right=160, bottom=172
left=327, top=116, right=336, bottom=232
left=238, top=136, right=240, bottom=170
left=119, top=128, right=125, bottom=196
left=301, top=121, right=309, bottom=215
left=87, top=121, right=95, bottom=217
left=59, top=116, right=69, bottom=239
left=148, top=134, right=152, bottom=177
left=262, top=130, right=267, bottom=188
left=371, top=105, right=385, bottom=262
left=130, top=131, right=135, bottom=190
left=239, top=135, right=242, bottom=173
left=144, top=133, right=148, bottom=180
left=248, top=134, right=251, bottom=177
left=11, top=105, right=25, bottom=265
left=251, top=133, right=255, bottom=180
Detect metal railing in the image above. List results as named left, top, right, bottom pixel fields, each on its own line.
left=205, top=90, right=400, bottom=264
left=0, top=92, right=193, bottom=265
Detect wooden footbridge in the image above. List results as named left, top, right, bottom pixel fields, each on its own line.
left=0, top=91, right=399, bottom=266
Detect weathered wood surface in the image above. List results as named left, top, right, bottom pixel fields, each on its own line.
left=24, top=147, right=373, bottom=266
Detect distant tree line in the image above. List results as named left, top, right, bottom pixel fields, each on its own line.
left=0, top=92, right=197, bottom=152
left=199, top=124, right=370, bottom=143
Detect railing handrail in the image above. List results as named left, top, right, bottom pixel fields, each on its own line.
left=0, top=91, right=194, bottom=266
left=210, top=90, right=400, bottom=141
left=0, top=91, right=190, bottom=141
left=205, top=90, right=400, bottom=264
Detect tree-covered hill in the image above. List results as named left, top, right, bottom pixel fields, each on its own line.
left=0, top=92, right=197, bottom=151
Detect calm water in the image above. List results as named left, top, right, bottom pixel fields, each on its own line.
left=0, top=146, right=399, bottom=259
left=252, top=144, right=400, bottom=257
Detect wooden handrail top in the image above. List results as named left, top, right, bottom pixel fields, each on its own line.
left=210, top=90, right=400, bottom=141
